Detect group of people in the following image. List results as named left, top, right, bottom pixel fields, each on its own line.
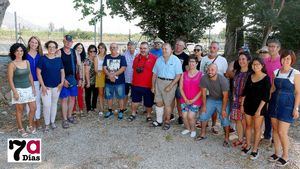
left=7, top=35, right=299, bottom=167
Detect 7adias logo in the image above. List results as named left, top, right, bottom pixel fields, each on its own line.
left=7, top=138, right=42, bottom=163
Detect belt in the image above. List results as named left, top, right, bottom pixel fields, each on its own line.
left=158, top=77, right=174, bottom=81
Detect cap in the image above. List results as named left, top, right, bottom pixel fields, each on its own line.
left=127, top=41, right=136, bottom=46
left=64, top=35, right=73, bottom=42
left=153, top=37, right=164, bottom=43
left=256, top=46, right=269, bottom=54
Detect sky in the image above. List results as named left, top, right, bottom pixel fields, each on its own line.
left=6, top=0, right=225, bottom=34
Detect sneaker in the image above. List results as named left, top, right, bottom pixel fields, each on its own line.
left=211, top=126, right=219, bottom=135
left=62, top=120, right=69, bottom=129
left=170, top=114, right=175, bottom=121
left=241, top=146, right=251, bottom=156
left=181, top=129, right=190, bottom=135
left=98, top=112, right=103, bottom=117
left=118, top=112, right=123, bottom=120
left=276, top=158, right=289, bottom=167
left=268, top=154, right=279, bottom=162
left=177, top=116, right=183, bottom=125
left=104, top=111, right=114, bottom=118
left=67, top=116, right=77, bottom=124
left=51, top=123, right=57, bottom=130
left=190, top=131, right=196, bottom=138
left=249, top=151, right=259, bottom=160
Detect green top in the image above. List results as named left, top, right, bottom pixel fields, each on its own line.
left=13, top=62, right=31, bottom=88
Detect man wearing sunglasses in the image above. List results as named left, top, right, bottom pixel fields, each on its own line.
left=150, top=37, right=164, bottom=58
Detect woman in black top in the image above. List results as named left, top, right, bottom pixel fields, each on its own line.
left=241, top=57, right=271, bottom=160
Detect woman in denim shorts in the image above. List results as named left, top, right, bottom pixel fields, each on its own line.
left=268, top=50, right=300, bottom=167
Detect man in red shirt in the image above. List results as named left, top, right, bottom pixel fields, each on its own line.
left=127, top=42, right=157, bottom=122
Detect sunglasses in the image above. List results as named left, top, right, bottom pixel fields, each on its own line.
left=194, top=49, right=201, bottom=52
left=89, top=50, right=96, bottom=53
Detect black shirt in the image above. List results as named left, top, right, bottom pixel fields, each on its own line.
left=174, top=52, right=189, bottom=72
left=242, top=75, right=271, bottom=116
left=61, top=48, right=77, bottom=77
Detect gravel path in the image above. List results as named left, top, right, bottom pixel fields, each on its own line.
left=0, top=112, right=299, bottom=169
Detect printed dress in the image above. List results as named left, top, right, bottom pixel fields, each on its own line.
left=230, top=71, right=250, bottom=120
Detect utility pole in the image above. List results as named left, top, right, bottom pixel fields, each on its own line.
left=99, top=0, right=103, bottom=43
left=94, top=22, right=97, bottom=45
left=14, top=12, right=18, bottom=42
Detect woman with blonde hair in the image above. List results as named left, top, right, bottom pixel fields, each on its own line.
left=94, top=43, right=106, bottom=116
left=26, top=36, right=43, bottom=130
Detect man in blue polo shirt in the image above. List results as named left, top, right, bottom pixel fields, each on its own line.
left=151, top=43, right=182, bottom=130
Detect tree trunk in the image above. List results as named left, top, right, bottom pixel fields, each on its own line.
left=224, top=12, right=244, bottom=61
left=0, top=0, right=10, bottom=27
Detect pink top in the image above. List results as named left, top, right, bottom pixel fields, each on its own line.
left=180, top=71, right=202, bottom=106
left=264, top=55, right=281, bottom=84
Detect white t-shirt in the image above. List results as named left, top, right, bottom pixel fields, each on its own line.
left=273, top=68, right=300, bottom=84
left=200, top=55, right=228, bottom=75
left=97, top=56, right=104, bottom=71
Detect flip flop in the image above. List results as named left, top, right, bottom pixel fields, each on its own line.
left=195, top=136, right=207, bottom=141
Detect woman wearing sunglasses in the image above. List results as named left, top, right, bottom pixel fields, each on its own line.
left=84, top=45, right=99, bottom=113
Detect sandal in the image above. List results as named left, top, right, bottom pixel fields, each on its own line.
left=223, top=140, right=230, bottom=147
left=62, top=120, right=69, bottom=129
left=26, top=126, right=37, bottom=134
left=146, top=117, right=152, bottom=122
left=162, top=123, right=171, bottom=130
left=44, top=125, right=50, bottom=133
left=127, top=115, right=136, bottom=122
left=150, top=121, right=162, bottom=127
left=232, top=139, right=244, bottom=147
left=17, top=128, right=28, bottom=138
left=195, top=136, right=207, bottom=141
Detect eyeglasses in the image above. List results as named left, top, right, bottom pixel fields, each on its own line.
left=209, top=46, right=217, bottom=49
left=89, top=50, right=96, bottom=53
left=194, top=49, right=201, bottom=52
left=259, top=51, right=268, bottom=54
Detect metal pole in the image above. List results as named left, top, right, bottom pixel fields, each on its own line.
left=94, top=23, right=97, bottom=45
left=14, top=12, right=18, bottom=42
left=99, top=0, right=103, bottom=43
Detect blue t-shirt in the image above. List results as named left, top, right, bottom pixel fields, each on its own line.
left=26, top=53, right=41, bottom=81
left=37, top=56, right=64, bottom=88
left=103, top=54, right=127, bottom=84
left=150, top=48, right=162, bottom=58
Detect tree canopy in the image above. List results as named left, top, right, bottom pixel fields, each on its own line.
left=73, top=0, right=221, bottom=44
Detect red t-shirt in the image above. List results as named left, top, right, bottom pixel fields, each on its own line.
left=132, top=53, right=157, bottom=88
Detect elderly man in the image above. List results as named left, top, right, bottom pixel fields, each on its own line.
left=150, top=37, right=164, bottom=58
left=199, top=41, right=228, bottom=135
left=127, top=42, right=157, bottom=122
left=173, top=39, right=189, bottom=124
left=151, top=43, right=182, bottom=130
left=103, top=43, right=127, bottom=120
left=57, top=35, right=82, bottom=128
left=197, top=63, right=230, bottom=147
left=124, top=41, right=138, bottom=109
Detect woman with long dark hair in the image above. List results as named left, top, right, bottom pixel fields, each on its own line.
left=72, top=43, right=86, bottom=117
left=241, top=57, right=270, bottom=160
left=7, top=43, right=37, bottom=137
left=230, top=52, right=251, bottom=147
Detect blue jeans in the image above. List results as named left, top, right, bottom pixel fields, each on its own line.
left=199, top=98, right=231, bottom=127
left=105, top=83, right=125, bottom=100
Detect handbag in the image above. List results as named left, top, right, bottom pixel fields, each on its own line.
left=66, top=50, right=77, bottom=88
